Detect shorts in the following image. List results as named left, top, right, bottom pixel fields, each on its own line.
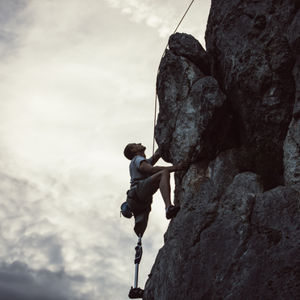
left=127, top=177, right=158, bottom=214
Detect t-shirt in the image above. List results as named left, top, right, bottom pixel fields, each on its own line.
left=129, top=155, right=153, bottom=187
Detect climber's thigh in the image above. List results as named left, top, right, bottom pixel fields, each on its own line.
left=150, top=170, right=169, bottom=189
left=136, top=177, right=158, bottom=201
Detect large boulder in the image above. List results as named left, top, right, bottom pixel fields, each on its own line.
left=155, top=50, right=231, bottom=164
left=168, top=32, right=211, bottom=75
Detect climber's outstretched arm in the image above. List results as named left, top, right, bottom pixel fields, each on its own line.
left=139, top=161, right=189, bottom=175
left=150, top=149, right=161, bottom=166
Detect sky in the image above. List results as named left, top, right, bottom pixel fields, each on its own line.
left=0, top=0, right=211, bottom=299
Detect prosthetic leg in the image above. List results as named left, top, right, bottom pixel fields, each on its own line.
left=128, top=234, right=144, bottom=299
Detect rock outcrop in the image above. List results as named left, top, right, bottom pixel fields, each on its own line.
left=168, top=33, right=211, bottom=76
left=144, top=0, right=300, bottom=299
left=155, top=50, right=230, bottom=163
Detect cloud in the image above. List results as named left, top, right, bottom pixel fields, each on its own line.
left=0, top=261, right=86, bottom=300
left=0, top=164, right=145, bottom=299
left=0, top=0, right=28, bottom=59
left=103, top=0, right=211, bottom=48
left=104, top=0, right=175, bottom=37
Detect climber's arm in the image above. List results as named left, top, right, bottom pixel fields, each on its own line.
left=150, top=149, right=161, bottom=166
left=139, top=161, right=189, bottom=175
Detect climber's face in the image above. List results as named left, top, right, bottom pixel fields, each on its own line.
left=129, top=143, right=146, bottom=158
left=131, top=143, right=146, bottom=153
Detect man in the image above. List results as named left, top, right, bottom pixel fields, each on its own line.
left=123, top=143, right=189, bottom=233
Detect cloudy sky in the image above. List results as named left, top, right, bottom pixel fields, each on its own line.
left=0, top=0, right=210, bottom=299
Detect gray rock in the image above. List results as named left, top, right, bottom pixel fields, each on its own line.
left=284, top=118, right=300, bottom=192
left=144, top=180, right=300, bottom=299
left=169, top=33, right=211, bottom=75
left=248, top=187, right=300, bottom=300
left=144, top=1, right=300, bottom=299
left=175, top=149, right=241, bottom=206
left=144, top=172, right=261, bottom=299
left=205, top=0, right=297, bottom=189
left=287, top=8, right=300, bottom=118
left=292, top=61, right=300, bottom=118
left=144, top=149, right=257, bottom=298
left=155, top=50, right=229, bottom=164
left=155, top=49, right=204, bottom=163
left=283, top=8, right=300, bottom=193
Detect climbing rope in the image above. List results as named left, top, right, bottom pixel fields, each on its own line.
left=152, top=0, right=195, bottom=156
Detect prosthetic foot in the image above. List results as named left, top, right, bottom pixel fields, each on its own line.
left=129, top=287, right=144, bottom=299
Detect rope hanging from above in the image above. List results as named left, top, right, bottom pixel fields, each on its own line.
left=152, top=0, right=195, bottom=156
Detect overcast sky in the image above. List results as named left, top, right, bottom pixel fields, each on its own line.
left=0, top=0, right=210, bottom=299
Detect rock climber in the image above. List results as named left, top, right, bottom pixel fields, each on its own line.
left=123, top=143, right=189, bottom=234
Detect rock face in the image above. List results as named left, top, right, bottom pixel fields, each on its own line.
left=144, top=0, right=300, bottom=299
left=168, top=33, right=211, bottom=76
left=284, top=7, right=300, bottom=193
left=156, top=51, right=230, bottom=164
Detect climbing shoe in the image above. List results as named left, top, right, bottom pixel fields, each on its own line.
left=166, top=205, right=180, bottom=220
left=129, top=287, right=144, bottom=299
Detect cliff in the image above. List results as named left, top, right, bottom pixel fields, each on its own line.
left=143, top=0, right=300, bottom=299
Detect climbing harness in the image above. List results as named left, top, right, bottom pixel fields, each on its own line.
left=128, top=233, right=144, bottom=299
left=152, top=0, right=195, bottom=156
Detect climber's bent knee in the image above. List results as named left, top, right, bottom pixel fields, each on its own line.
left=151, top=170, right=170, bottom=188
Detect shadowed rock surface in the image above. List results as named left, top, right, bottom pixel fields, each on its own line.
left=205, top=0, right=298, bottom=190
left=169, top=33, right=211, bottom=76
left=284, top=7, right=300, bottom=194
left=155, top=50, right=230, bottom=164
left=143, top=0, right=300, bottom=299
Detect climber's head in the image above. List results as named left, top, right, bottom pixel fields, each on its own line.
left=124, top=143, right=146, bottom=160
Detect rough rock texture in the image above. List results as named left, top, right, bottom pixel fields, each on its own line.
left=144, top=0, right=300, bottom=299
left=156, top=50, right=230, bottom=163
left=286, top=8, right=300, bottom=118
left=206, top=0, right=296, bottom=153
left=284, top=8, right=300, bottom=193
left=284, top=118, right=300, bottom=192
left=145, top=174, right=300, bottom=300
left=169, top=33, right=211, bottom=76
left=204, top=0, right=299, bottom=190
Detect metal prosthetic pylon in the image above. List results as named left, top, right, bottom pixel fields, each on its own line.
left=128, top=234, right=144, bottom=299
